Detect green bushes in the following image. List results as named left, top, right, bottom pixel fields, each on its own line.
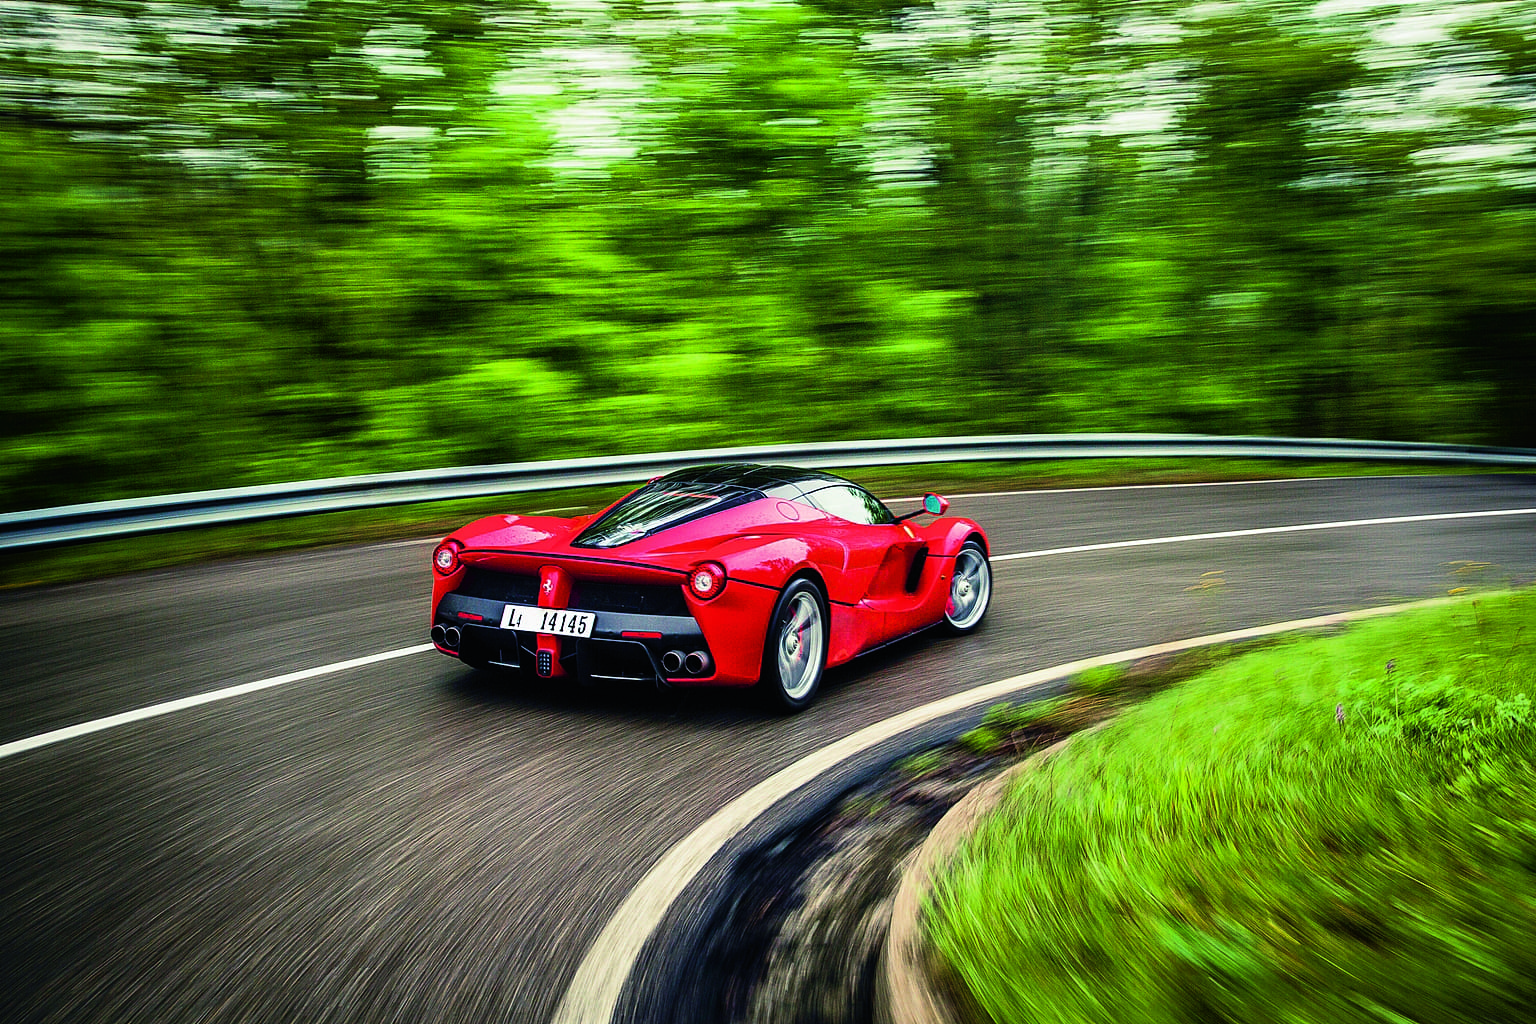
left=928, top=594, right=1536, bottom=1024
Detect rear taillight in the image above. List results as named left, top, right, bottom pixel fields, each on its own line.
left=687, top=562, right=726, bottom=601
left=433, top=539, right=463, bottom=576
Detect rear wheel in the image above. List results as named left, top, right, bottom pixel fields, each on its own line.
left=941, top=540, right=991, bottom=634
left=761, top=578, right=828, bottom=712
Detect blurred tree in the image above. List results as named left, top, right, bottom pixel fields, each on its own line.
left=0, top=0, right=1533, bottom=511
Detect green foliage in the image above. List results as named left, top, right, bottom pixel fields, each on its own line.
left=961, top=697, right=1073, bottom=754
left=898, top=750, right=944, bottom=777
left=957, top=725, right=1003, bottom=755
left=985, top=697, right=1071, bottom=732
left=1072, top=665, right=1127, bottom=695
left=927, top=592, right=1536, bottom=1024
left=2, top=1, right=1534, bottom=513
left=1347, top=661, right=1536, bottom=793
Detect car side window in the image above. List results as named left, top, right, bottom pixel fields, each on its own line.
left=805, top=485, right=896, bottom=526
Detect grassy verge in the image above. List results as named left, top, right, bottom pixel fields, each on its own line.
left=927, top=592, right=1536, bottom=1024
left=4, top=458, right=1513, bottom=590
left=845, top=456, right=1501, bottom=501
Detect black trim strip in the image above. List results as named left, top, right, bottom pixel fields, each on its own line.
left=724, top=573, right=858, bottom=606
left=851, top=621, right=938, bottom=657
left=727, top=577, right=781, bottom=592
left=730, top=576, right=857, bottom=606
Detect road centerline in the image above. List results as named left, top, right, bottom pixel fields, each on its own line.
left=993, top=506, right=1536, bottom=562
left=0, top=644, right=435, bottom=762
left=4, top=503, right=1532, bottom=764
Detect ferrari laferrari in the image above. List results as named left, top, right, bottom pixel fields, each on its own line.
left=429, top=464, right=991, bottom=710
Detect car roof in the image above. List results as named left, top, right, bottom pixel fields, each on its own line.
left=574, top=463, right=856, bottom=548
left=660, top=463, right=848, bottom=495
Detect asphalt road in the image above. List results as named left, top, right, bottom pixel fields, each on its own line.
left=2, top=475, right=1533, bottom=1024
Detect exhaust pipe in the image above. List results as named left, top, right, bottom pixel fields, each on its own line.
left=684, top=651, right=711, bottom=676
left=661, top=650, right=684, bottom=675
left=432, top=624, right=446, bottom=646
left=444, top=626, right=461, bottom=649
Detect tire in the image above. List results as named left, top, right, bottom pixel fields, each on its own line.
left=760, top=578, right=828, bottom=712
left=941, top=540, right=991, bottom=635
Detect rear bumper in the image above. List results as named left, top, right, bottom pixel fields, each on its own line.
left=433, top=591, right=734, bottom=686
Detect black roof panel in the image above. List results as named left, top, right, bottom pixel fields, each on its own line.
left=660, top=463, right=845, bottom=491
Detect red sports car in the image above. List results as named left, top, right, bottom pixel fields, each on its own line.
left=429, top=464, right=991, bottom=710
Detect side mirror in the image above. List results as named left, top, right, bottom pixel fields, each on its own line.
left=900, top=492, right=950, bottom=522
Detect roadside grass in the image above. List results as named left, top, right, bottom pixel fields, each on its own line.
left=846, top=456, right=1500, bottom=502
left=927, top=592, right=1536, bottom=1024
left=2, top=458, right=1512, bottom=590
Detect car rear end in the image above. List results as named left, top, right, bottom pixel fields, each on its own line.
left=431, top=544, right=773, bottom=688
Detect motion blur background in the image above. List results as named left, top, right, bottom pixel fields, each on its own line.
left=2, top=0, right=1533, bottom=514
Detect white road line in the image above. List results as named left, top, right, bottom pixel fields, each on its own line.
left=6, top=504, right=1532, bottom=765
left=0, top=644, right=435, bottom=762
left=550, top=596, right=1460, bottom=1024
left=950, top=474, right=1430, bottom=499
left=993, top=507, right=1536, bottom=562
left=888, top=473, right=1443, bottom=502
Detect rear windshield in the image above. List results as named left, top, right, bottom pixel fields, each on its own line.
left=572, top=481, right=758, bottom=548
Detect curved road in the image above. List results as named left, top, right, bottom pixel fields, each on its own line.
left=2, top=475, right=1533, bottom=1024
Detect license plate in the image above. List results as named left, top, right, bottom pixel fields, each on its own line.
left=499, top=603, right=596, bottom=638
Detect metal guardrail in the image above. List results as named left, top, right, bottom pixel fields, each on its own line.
left=4, top=433, right=1535, bottom=551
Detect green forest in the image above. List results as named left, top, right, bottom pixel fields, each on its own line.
left=2, top=0, right=1533, bottom=513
